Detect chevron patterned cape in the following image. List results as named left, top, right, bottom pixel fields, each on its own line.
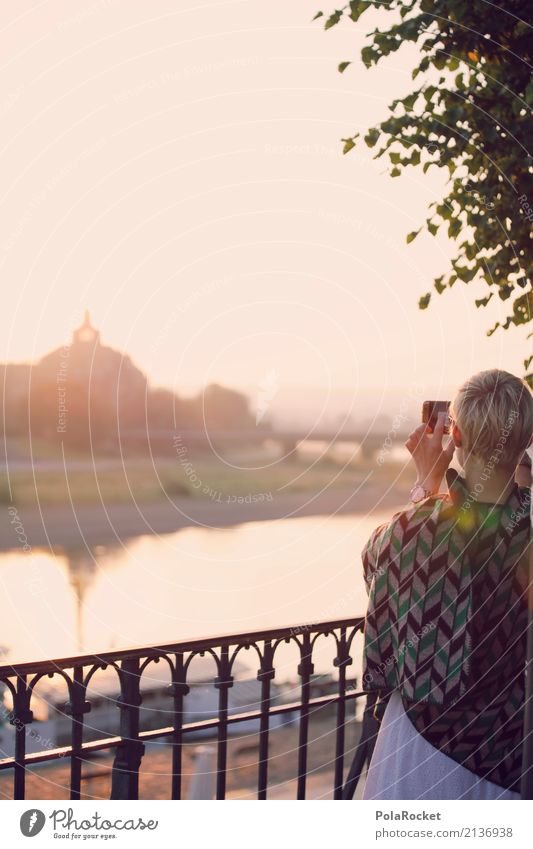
left=362, top=471, right=530, bottom=790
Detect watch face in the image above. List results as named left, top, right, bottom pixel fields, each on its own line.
left=410, top=485, right=426, bottom=503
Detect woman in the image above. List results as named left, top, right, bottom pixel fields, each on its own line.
left=361, top=369, right=532, bottom=800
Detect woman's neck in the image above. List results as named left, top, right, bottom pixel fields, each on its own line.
left=462, top=458, right=515, bottom=504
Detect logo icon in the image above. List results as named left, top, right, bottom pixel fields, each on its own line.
left=255, top=369, right=279, bottom=425
left=20, top=809, right=46, bottom=837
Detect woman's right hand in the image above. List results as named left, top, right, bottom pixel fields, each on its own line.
left=405, top=411, right=455, bottom=494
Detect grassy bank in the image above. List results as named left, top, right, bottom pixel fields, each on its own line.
left=2, top=451, right=410, bottom=507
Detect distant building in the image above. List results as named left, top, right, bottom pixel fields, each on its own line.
left=1, top=312, right=254, bottom=450
left=37, top=310, right=147, bottom=405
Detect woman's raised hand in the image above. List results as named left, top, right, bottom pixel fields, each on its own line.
left=405, top=411, right=455, bottom=493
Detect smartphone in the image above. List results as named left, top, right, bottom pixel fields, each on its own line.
left=422, top=400, right=451, bottom=434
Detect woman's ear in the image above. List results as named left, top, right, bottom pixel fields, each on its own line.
left=452, top=422, right=462, bottom=447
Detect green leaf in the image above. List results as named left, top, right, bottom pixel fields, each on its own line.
left=338, top=61, right=352, bottom=74
left=448, top=217, right=461, bottom=240
left=498, top=283, right=513, bottom=301
left=325, top=10, right=342, bottom=30
left=342, top=136, right=357, bottom=154
left=454, top=264, right=476, bottom=283
left=419, top=293, right=431, bottom=310
left=361, top=45, right=376, bottom=67
left=406, top=228, right=421, bottom=243
left=403, top=92, right=419, bottom=111
left=349, top=1, right=368, bottom=22
left=313, top=11, right=323, bottom=21
left=364, top=128, right=380, bottom=148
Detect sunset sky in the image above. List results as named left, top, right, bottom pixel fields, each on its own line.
left=0, top=0, right=528, bottom=422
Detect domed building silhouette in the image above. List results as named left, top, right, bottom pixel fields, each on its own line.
left=29, top=311, right=148, bottom=448
left=38, top=310, right=146, bottom=394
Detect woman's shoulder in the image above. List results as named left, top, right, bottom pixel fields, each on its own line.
left=363, top=492, right=448, bottom=567
left=392, top=491, right=449, bottom=534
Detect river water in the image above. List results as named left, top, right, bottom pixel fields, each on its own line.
left=0, top=511, right=393, bottom=683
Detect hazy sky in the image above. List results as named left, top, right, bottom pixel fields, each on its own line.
left=0, top=0, right=529, bottom=422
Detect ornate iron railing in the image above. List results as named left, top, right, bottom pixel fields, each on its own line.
left=0, top=617, right=378, bottom=800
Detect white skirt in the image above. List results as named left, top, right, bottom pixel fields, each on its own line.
left=362, top=691, right=520, bottom=800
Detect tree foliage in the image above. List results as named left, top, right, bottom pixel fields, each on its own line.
left=317, top=1, right=533, bottom=382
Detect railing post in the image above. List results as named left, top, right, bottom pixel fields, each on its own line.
left=214, top=646, right=233, bottom=800
left=297, top=632, right=314, bottom=800
left=65, top=666, right=91, bottom=800
left=11, top=675, right=33, bottom=800
left=111, top=658, right=144, bottom=800
left=333, top=628, right=353, bottom=799
left=257, top=641, right=275, bottom=799
left=342, top=691, right=381, bottom=800
left=169, top=652, right=189, bottom=800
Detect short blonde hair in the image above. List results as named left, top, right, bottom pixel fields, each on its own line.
left=451, top=369, right=533, bottom=468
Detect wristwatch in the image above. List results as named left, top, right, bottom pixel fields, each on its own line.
left=409, top=483, right=434, bottom=503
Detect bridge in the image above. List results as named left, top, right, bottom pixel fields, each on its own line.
left=122, top=427, right=409, bottom=459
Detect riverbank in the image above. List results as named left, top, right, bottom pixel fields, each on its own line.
left=1, top=443, right=411, bottom=508
left=0, top=477, right=411, bottom=551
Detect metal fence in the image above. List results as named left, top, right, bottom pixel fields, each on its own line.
left=0, top=617, right=378, bottom=800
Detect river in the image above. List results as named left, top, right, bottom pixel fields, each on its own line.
left=0, top=511, right=392, bottom=668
